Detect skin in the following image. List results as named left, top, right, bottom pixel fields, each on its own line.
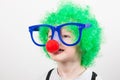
left=48, top=28, right=86, bottom=80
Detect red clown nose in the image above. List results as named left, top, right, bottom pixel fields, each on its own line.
left=46, top=40, right=59, bottom=53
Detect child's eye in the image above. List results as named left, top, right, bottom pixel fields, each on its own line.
left=62, top=35, right=71, bottom=38
left=48, top=35, right=52, bottom=38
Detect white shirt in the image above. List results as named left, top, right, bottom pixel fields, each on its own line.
left=39, top=68, right=102, bottom=80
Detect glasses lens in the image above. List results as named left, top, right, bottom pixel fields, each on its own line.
left=32, top=26, right=52, bottom=45
left=60, top=25, right=80, bottom=45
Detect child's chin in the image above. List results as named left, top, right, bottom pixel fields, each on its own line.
left=52, top=57, right=67, bottom=63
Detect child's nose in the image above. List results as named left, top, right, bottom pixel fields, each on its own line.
left=53, top=32, right=61, bottom=44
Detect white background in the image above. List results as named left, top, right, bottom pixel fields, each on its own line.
left=0, top=0, right=120, bottom=80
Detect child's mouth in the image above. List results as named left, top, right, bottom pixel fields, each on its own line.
left=55, top=48, right=64, bottom=54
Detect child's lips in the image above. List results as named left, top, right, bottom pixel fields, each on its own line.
left=55, top=48, right=64, bottom=54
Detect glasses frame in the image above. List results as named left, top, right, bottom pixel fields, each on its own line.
left=29, top=22, right=91, bottom=47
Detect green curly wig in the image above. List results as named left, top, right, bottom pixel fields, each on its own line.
left=39, top=2, right=102, bottom=67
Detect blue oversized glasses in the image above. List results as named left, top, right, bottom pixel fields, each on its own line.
left=29, top=22, right=91, bottom=47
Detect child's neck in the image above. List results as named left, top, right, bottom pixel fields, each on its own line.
left=57, top=60, right=86, bottom=80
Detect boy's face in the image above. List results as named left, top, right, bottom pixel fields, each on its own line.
left=47, top=28, right=80, bottom=62
left=29, top=22, right=90, bottom=63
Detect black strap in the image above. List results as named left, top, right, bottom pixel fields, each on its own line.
left=91, top=72, right=97, bottom=80
left=46, top=68, right=54, bottom=80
